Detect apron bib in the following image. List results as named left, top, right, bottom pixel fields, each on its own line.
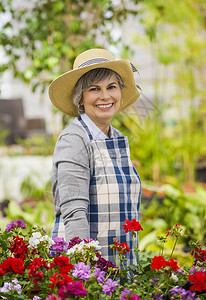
left=52, top=116, right=141, bottom=266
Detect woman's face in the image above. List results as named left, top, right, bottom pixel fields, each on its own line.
left=81, top=75, right=122, bottom=129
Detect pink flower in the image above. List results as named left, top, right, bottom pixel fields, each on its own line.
left=51, top=237, right=68, bottom=253
left=93, top=267, right=105, bottom=284
left=5, top=220, right=26, bottom=232
left=58, top=281, right=87, bottom=297
left=102, top=278, right=118, bottom=296
left=46, top=295, right=62, bottom=300
left=72, top=262, right=91, bottom=281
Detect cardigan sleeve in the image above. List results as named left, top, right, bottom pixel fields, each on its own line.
left=53, top=132, right=91, bottom=242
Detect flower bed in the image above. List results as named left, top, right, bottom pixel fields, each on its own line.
left=0, top=220, right=205, bottom=299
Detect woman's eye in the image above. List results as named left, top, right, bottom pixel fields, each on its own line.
left=108, top=85, right=116, bottom=89
left=89, top=87, right=99, bottom=91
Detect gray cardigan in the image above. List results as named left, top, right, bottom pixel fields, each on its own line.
left=52, top=117, right=122, bottom=242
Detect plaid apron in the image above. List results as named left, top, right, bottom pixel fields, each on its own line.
left=52, top=116, right=141, bottom=266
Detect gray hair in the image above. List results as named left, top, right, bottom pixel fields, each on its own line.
left=73, top=68, right=124, bottom=114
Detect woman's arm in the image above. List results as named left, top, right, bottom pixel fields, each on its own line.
left=53, top=133, right=91, bottom=242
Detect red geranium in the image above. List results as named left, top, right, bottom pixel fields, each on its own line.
left=151, top=256, right=179, bottom=272
left=28, top=258, right=49, bottom=284
left=123, top=219, right=143, bottom=233
left=166, top=258, right=179, bottom=271
left=191, top=246, right=206, bottom=263
left=50, top=255, right=74, bottom=274
left=0, top=257, right=25, bottom=274
left=110, top=239, right=130, bottom=255
left=188, top=271, right=206, bottom=292
left=49, top=272, right=74, bottom=289
left=166, top=224, right=182, bottom=238
left=9, top=236, right=29, bottom=260
left=0, top=266, right=5, bottom=276
left=150, top=256, right=167, bottom=270
left=120, top=242, right=130, bottom=254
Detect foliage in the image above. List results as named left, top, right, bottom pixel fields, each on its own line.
left=4, top=173, right=54, bottom=234
left=4, top=199, right=54, bottom=236
left=139, top=184, right=206, bottom=253
left=0, top=0, right=138, bottom=93
left=112, top=112, right=170, bottom=182
left=0, top=126, right=10, bottom=145
left=0, top=219, right=206, bottom=299
left=15, top=135, right=56, bottom=156
left=112, top=104, right=206, bottom=185
left=130, top=0, right=206, bottom=184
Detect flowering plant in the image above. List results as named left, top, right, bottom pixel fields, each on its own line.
left=0, top=220, right=205, bottom=299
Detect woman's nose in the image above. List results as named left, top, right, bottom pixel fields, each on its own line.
left=99, top=88, right=110, bottom=100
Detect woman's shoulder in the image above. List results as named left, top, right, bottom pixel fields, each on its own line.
left=59, top=118, right=88, bottom=140
left=53, top=118, right=93, bottom=168
left=54, top=118, right=91, bottom=155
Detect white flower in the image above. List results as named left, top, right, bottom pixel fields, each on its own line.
left=85, top=240, right=101, bottom=250
left=93, top=254, right=99, bottom=261
left=41, top=235, right=55, bottom=250
left=171, top=273, right=178, bottom=282
left=77, top=241, right=84, bottom=251
left=67, top=247, right=75, bottom=256
left=67, top=240, right=101, bottom=256
left=28, top=233, right=41, bottom=248
left=28, top=232, right=54, bottom=249
left=67, top=242, right=84, bottom=256
left=32, top=232, right=42, bottom=239
left=33, top=296, right=41, bottom=300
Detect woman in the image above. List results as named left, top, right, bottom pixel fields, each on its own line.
left=49, top=48, right=141, bottom=265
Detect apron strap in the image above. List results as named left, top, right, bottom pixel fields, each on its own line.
left=78, top=116, right=93, bottom=141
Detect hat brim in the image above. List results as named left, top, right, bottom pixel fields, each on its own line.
left=49, top=59, right=140, bottom=117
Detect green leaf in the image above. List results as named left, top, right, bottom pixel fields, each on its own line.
left=52, top=2, right=65, bottom=13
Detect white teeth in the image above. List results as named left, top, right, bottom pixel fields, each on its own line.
left=96, top=104, right=113, bottom=108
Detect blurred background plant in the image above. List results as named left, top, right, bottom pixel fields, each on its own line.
left=0, top=127, right=10, bottom=145
left=15, top=135, right=56, bottom=156
left=2, top=173, right=54, bottom=234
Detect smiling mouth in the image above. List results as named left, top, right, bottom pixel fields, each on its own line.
left=96, top=103, right=113, bottom=108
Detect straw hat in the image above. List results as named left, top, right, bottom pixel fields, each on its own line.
left=49, top=48, right=140, bottom=117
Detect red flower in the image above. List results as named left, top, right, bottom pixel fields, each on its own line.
left=150, top=256, right=167, bottom=270
left=166, top=224, right=182, bottom=238
left=0, top=266, right=5, bottom=276
left=150, top=256, right=179, bottom=272
left=191, top=246, right=206, bottom=263
left=28, top=258, right=49, bottom=284
left=1, top=257, right=25, bottom=274
left=166, top=258, right=179, bottom=271
left=110, top=239, right=130, bottom=254
left=120, top=242, right=130, bottom=254
left=189, top=271, right=206, bottom=292
left=49, top=272, right=74, bottom=289
left=123, top=219, right=143, bottom=233
left=166, top=228, right=170, bottom=237
left=9, top=236, right=29, bottom=260
left=50, top=255, right=74, bottom=274
left=28, top=257, right=49, bottom=269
